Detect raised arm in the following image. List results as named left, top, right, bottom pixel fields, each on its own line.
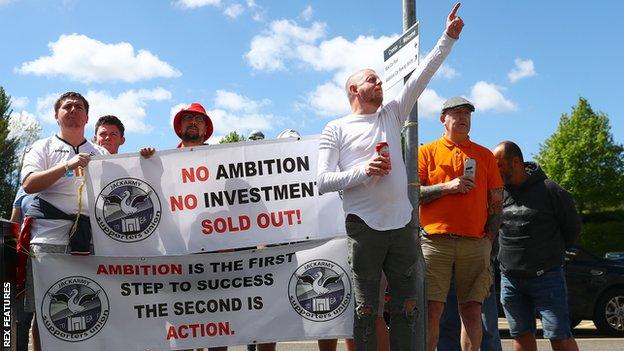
left=395, top=3, right=464, bottom=120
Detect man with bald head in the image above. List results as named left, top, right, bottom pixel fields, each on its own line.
left=317, top=3, right=464, bottom=350
left=492, top=141, right=580, bottom=351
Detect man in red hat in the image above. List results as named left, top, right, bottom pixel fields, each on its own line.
left=141, top=102, right=214, bottom=156
left=141, top=103, right=223, bottom=351
left=173, top=102, right=214, bottom=148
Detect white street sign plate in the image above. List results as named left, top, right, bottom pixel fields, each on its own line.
left=383, top=22, right=419, bottom=89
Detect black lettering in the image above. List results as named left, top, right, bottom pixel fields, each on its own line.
left=216, top=165, right=228, bottom=180
left=229, top=163, right=244, bottom=178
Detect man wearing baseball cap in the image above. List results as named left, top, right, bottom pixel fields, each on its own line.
left=418, top=97, right=503, bottom=351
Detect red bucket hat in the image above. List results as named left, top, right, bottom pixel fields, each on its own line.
left=173, top=103, right=214, bottom=142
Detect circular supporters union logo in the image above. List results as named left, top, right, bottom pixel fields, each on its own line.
left=41, top=276, right=110, bottom=342
left=288, top=259, right=351, bottom=322
left=95, top=177, right=161, bottom=242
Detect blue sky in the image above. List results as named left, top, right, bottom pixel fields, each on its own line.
left=1, top=0, right=622, bottom=159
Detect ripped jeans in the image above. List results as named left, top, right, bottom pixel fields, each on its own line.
left=346, top=214, right=421, bottom=351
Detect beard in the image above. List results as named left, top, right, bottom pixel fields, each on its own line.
left=182, top=128, right=202, bottom=142
left=370, top=95, right=383, bottom=106
left=362, top=89, right=383, bottom=107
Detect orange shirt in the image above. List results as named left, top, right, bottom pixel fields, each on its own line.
left=418, top=136, right=503, bottom=238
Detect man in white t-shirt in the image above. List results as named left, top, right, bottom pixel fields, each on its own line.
left=317, top=4, right=464, bottom=350
left=20, top=91, right=108, bottom=351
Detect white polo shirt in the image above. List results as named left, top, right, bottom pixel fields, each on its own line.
left=21, top=135, right=108, bottom=244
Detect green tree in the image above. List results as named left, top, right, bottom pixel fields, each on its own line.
left=0, top=87, right=20, bottom=219
left=219, top=131, right=246, bottom=144
left=535, top=97, right=624, bottom=213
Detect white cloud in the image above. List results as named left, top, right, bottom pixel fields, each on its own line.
left=507, top=58, right=536, bottom=83
left=297, top=35, right=395, bottom=75
left=87, top=88, right=172, bottom=133
left=245, top=20, right=327, bottom=71
left=469, top=81, right=516, bottom=112
left=246, top=19, right=408, bottom=118
left=306, top=82, right=350, bottom=117
left=34, top=88, right=172, bottom=133
left=35, top=94, right=59, bottom=125
left=0, top=0, right=15, bottom=6
left=301, top=5, right=313, bottom=21
left=214, top=90, right=270, bottom=113
left=174, top=0, right=220, bottom=9
left=175, top=0, right=263, bottom=21
left=224, top=3, right=244, bottom=18
left=208, top=108, right=276, bottom=135
left=10, top=96, right=29, bottom=109
left=435, top=64, right=459, bottom=79
left=17, top=34, right=181, bottom=83
left=246, top=0, right=264, bottom=21
left=417, top=89, right=446, bottom=118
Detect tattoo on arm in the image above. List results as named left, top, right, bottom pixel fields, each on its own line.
left=419, top=184, right=445, bottom=204
left=485, top=187, right=503, bottom=236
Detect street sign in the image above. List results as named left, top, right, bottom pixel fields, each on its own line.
left=383, top=22, right=419, bottom=89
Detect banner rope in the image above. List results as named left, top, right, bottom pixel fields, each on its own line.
left=69, top=166, right=86, bottom=239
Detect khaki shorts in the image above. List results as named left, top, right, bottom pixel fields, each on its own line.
left=421, top=234, right=492, bottom=304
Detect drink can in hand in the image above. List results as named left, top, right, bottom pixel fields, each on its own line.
left=375, top=142, right=390, bottom=157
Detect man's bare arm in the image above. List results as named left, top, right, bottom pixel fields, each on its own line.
left=420, top=184, right=446, bottom=204
left=23, top=153, right=91, bottom=194
left=485, top=187, right=503, bottom=240
left=419, top=176, right=475, bottom=204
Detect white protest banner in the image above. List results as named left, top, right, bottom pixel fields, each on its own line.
left=33, top=238, right=353, bottom=350
left=86, top=136, right=346, bottom=256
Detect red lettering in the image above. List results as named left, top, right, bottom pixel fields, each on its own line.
left=181, top=168, right=195, bottom=183
left=179, top=325, right=188, bottom=338
left=283, top=209, right=296, bottom=225
left=169, top=194, right=197, bottom=211
left=206, top=323, right=217, bottom=336
left=257, top=213, right=270, bottom=229
left=195, top=166, right=209, bottom=181
left=166, top=325, right=178, bottom=340
left=202, top=216, right=251, bottom=234
left=255, top=210, right=302, bottom=229
left=184, top=194, right=197, bottom=209
left=271, top=211, right=284, bottom=227
left=170, top=195, right=184, bottom=211
left=181, top=166, right=210, bottom=183
left=202, top=219, right=214, bottom=234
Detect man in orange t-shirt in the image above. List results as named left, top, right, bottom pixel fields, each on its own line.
left=418, top=97, right=503, bottom=351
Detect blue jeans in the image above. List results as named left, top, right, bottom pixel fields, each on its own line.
left=438, top=281, right=502, bottom=351
left=500, top=267, right=572, bottom=340
left=346, top=216, right=420, bottom=351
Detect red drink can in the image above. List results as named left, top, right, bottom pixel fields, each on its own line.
left=375, top=142, right=389, bottom=157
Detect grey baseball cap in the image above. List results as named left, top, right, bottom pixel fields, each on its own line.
left=441, top=96, right=475, bottom=113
